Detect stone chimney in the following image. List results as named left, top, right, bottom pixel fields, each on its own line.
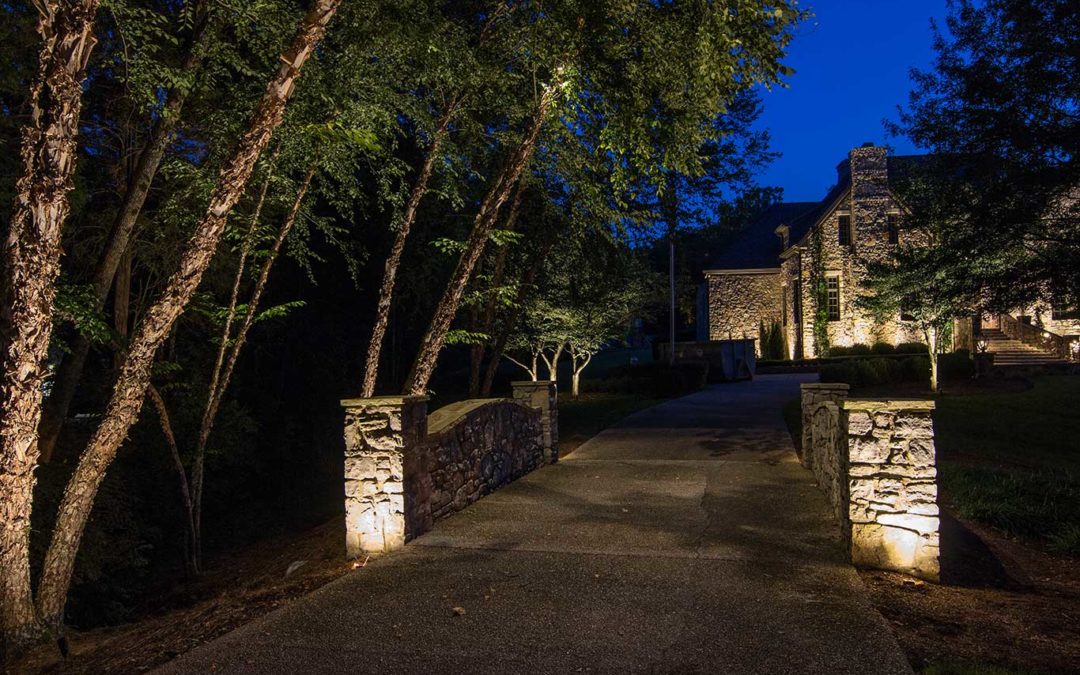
left=849, top=143, right=888, bottom=200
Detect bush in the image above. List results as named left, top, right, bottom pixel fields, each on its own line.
left=896, top=341, right=929, bottom=354
left=849, top=343, right=872, bottom=356
left=870, top=342, right=895, bottom=355
left=939, top=349, right=974, bottom=381
left=898, top=355, right=931, bottom=382
left=601, top=361, right=709, bottom=398
left=822, top=356, right=922, bottom=387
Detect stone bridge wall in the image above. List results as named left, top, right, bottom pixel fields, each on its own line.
left=341, top=381, right=557, bottom=557
left=800, top=384, right=940, bottom=581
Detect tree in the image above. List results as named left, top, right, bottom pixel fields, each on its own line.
left=0, top=0, right=100, bottom=660
left=0, top=0, right=343, bottom=653
left=859, top=166, right=979, bottom=391
left=889, top=0, right=1080, bottom=312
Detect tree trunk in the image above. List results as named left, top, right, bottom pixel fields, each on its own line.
left=571, top=370, right=580, bottom=398
left=189, top=161, right=316, bottom=571
left=34, top=0, right=341, bottom=632
left=469, top=179, right=525, bottom=397
left=37, top=0, right=215, bottom=463
left=146, top=385, right=199, bottom=577
left=360, top=103, right=456, bottom=397
left=112, top=248, right=132, bottom=370
left=404, top=85, right=559, bottom=395
left=0, top=0, right=99, bottom=659
left=926, top=325, right=940, bottom=392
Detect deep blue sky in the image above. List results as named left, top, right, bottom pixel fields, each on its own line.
left=755, top=0, right=948, bottom=201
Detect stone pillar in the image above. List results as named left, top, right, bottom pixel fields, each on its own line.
left=512, top=380, right=558, bottom=463
left=842, top=400, right=940, bottom=581
left=340, top=395, right=430, bottom=558
left=799, top=383, right=850, bottom=468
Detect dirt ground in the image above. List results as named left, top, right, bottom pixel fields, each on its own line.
left=19, top=518, right=354, bottom=674
left=860, top=514, right=1080, bottom=674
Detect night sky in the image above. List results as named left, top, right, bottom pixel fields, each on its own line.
left=755, top=0, right=948, bottom=201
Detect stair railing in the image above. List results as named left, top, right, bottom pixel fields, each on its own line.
left=997, top=313, right=1073, bottom=361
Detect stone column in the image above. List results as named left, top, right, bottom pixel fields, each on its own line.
left=340, top=395, right=430, bottom=558
left=799, top=383, right=850, bottom=468
left=842, top=399, right=940, bottom=581
left=512, top=380, right=558, bottom=463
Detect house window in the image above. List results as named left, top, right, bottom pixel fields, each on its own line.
left=887, top=213, right=900, bottom=245
left=826, top=276, right=841, bottom=322
left=838, top=215, right=851, bottom=246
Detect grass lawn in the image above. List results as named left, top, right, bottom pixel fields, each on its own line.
left=934, top=376, right=1080, bottom=554
left=558, top=391, right=664, bottom=456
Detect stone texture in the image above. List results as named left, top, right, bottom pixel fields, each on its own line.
left=341, top=383, right=557, bottom=558
left=703, top=270, right=782, bottom=354
left=800, top=386, right=940, bottom=581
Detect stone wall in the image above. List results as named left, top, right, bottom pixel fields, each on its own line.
left=704, top=270, right=781, bottom=352
left=341, top=381, right=557, bottom=558
left=800, top=384, right=940, bottom=581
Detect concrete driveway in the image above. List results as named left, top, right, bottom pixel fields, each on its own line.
left=158, top=374, right=911, bottom=674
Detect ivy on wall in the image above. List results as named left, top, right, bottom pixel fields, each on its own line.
left=810, top=224, right=831, bottom=356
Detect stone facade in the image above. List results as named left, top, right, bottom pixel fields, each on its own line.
left=341, top=382, right=557, bottom=558
left=800, top=384, right=940, bottom=581
left=703, top=269, right=781, bottom=352
left=701, top=145, right=924, bottom=359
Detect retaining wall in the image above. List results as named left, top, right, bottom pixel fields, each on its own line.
left=341, top=381, right=557, bottom=557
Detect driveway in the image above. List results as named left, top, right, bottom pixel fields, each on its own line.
left=158, top=374, right=911, bottom=674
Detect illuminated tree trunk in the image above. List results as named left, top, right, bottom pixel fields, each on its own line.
left=405, top=87, right=558, bottom=395
left=34, top=0, right=341, bottom=633
left=360, top=103, right=455, bottom=397
left=0, top=0, right=99, bottom=660
left=37, top=0, right=214, bottom=463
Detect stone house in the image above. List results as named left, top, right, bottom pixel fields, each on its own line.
left=698, top=145, right=924, bottom=358
left=697, top=144, right=1080, bottom=360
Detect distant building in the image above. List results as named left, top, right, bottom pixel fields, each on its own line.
left=696, top=144, right=1080, bottom=360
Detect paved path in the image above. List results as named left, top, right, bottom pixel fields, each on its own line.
left=160, top=375, right=911, bottom=674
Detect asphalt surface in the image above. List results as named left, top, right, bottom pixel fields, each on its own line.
left=158, top=374, right=912, bottom=674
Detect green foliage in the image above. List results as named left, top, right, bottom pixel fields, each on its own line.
left=757, top=318, right=786, bottom=361
left=53, top=283, right=113, bottom=347
left=809, top=223, right=830, bottom=356
left=590, top=362, right=709, bottom=398
left=891, top=0, right=1080, bottom=307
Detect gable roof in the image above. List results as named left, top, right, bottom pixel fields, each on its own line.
left=704, top=201, right=819, bottom=271
left=704, top=152, right=931, bottom=272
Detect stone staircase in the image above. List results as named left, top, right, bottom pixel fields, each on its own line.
left=980, top=328, right=1067, bottom=366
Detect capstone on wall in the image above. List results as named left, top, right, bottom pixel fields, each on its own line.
left=704, top=270, right=782, bottom=353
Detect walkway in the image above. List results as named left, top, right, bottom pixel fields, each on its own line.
left=159, top=374, right=911, bottom=674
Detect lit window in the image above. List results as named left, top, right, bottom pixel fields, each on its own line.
left=1052, top=297, right=1080, bottom=320
left=826, top=276, right=841, bottom=322
left=838, top=215, right=851, bottom=246
left=887, top=214, right=900, bottom=245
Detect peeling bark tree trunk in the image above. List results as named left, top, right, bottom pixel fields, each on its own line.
left=34, top=0, right=341, bottom=632
left=0, top=0, right=99, bottom=659
left=188, top=161, right=316, bottom=571
left=468, top=179, right=524, bottom=397
left=360, top=103, right=455, bottom=397
left=405, top=87, right=558, bottom=395
left=37, top=0, right=214, bottom=463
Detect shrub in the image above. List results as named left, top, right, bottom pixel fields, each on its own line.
left=898, top=355, right=930, bottom=382
left=870, top=342, right=895, bottom=355
left=939, top=349, right=974, bottom=381
left=896, top=341, right=929, bottom=354
left=848, top=343, right=872, bottom=356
